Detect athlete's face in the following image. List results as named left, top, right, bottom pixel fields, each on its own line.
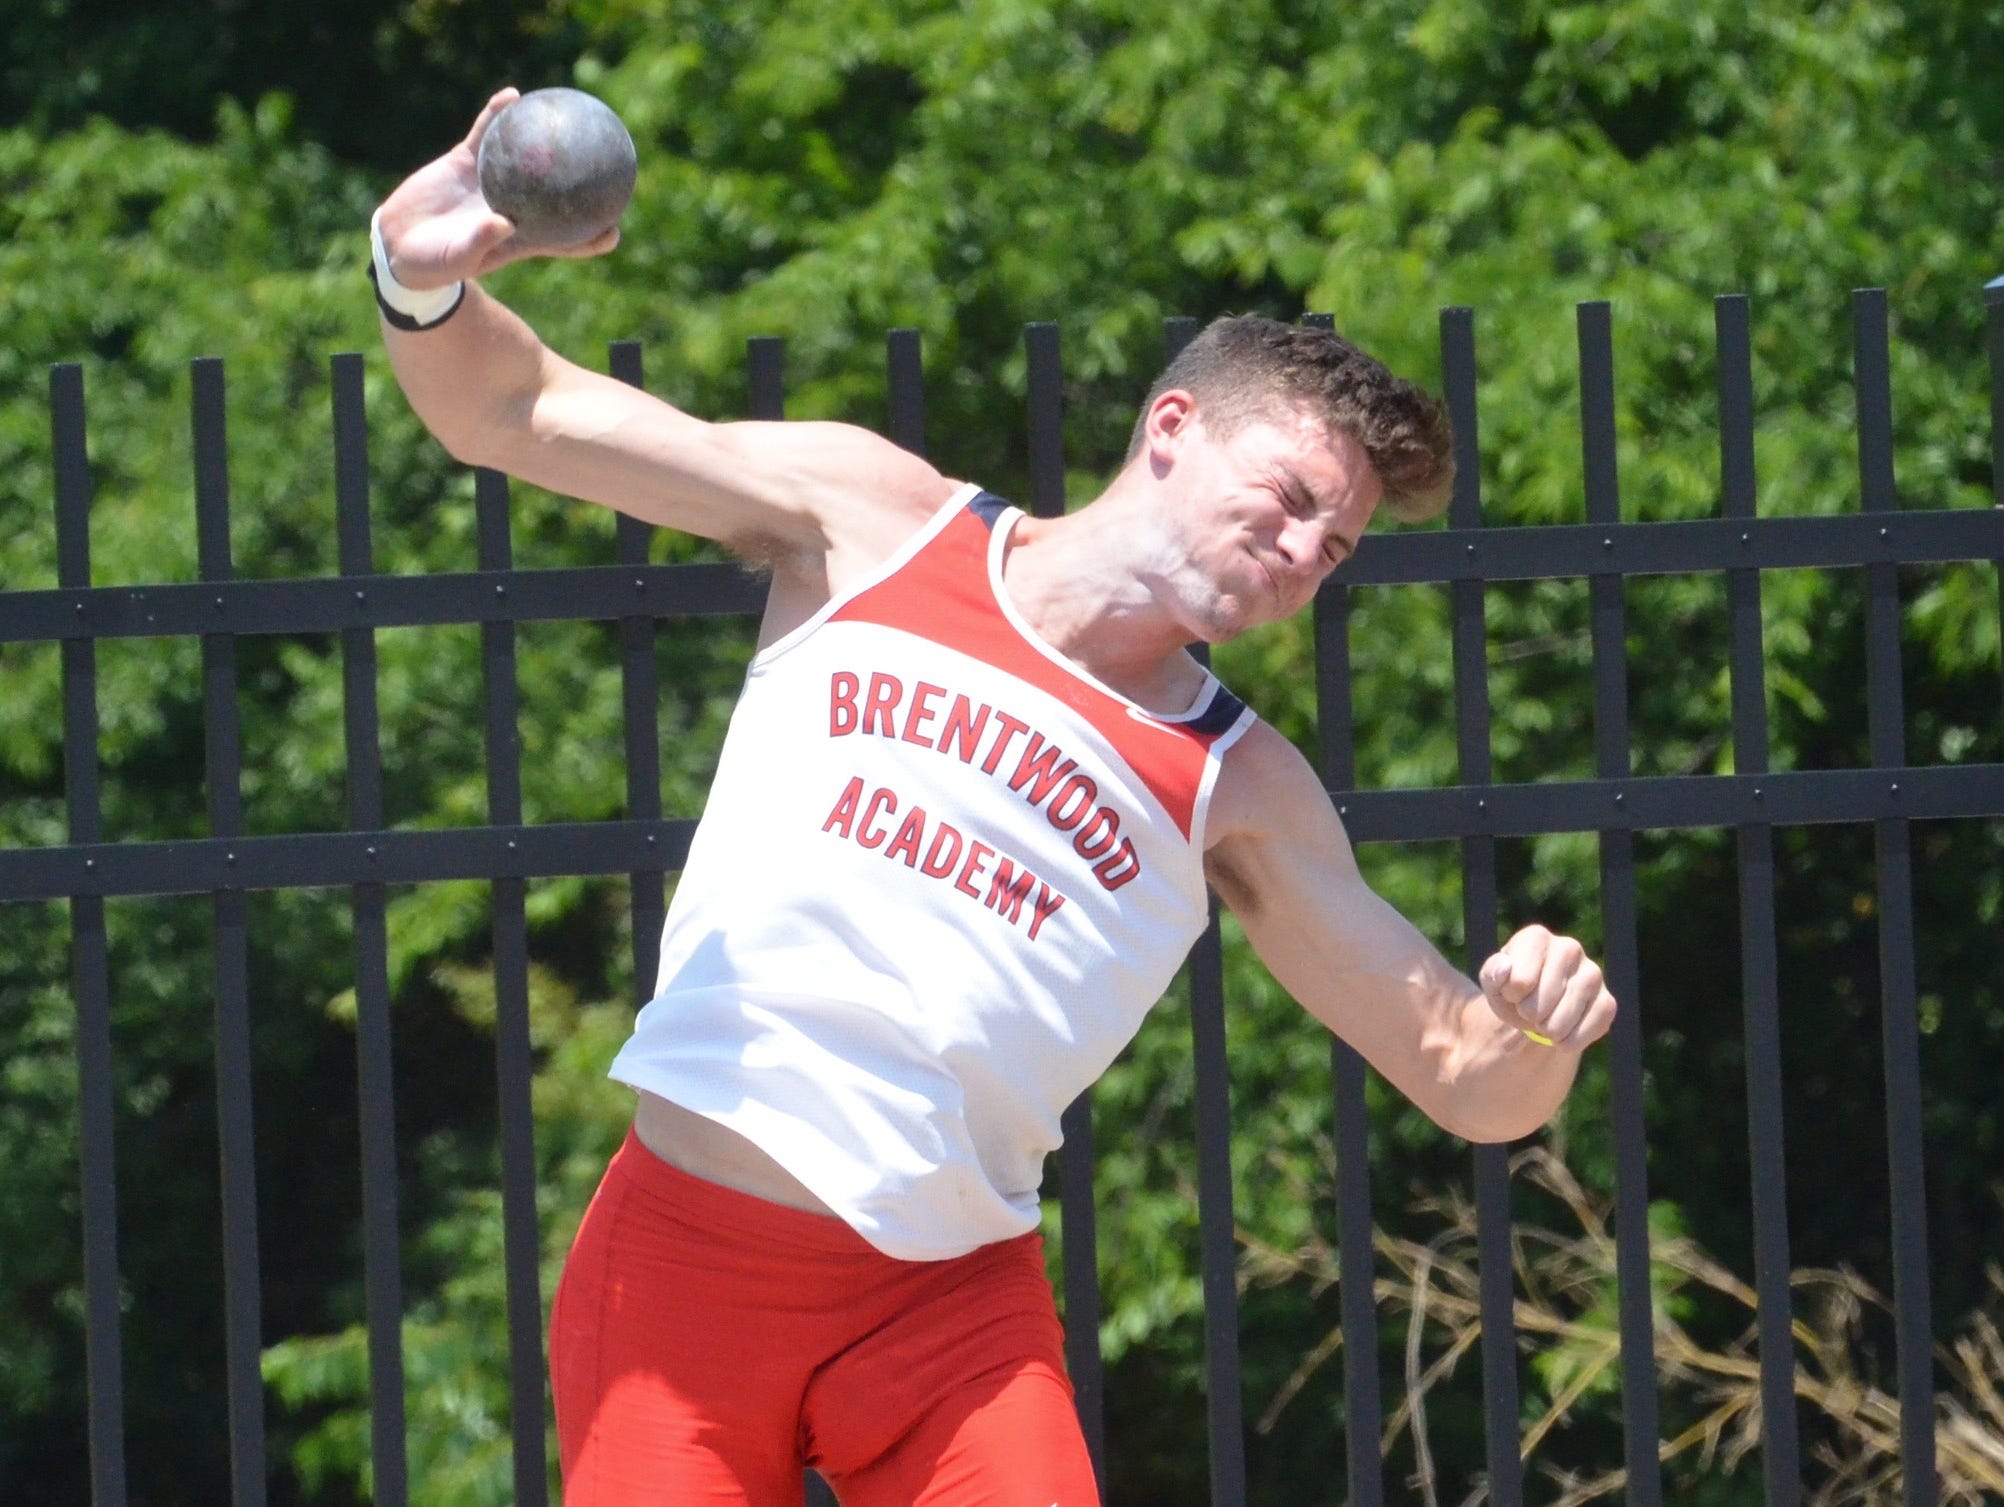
left=1143, top=395, right=1382, bottom=641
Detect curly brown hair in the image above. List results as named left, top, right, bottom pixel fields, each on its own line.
left=1125, top=315, right=1455, bottom=523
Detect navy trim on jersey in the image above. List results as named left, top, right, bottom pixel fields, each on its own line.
left=968, top=491, right=1012, bottom=528
left=1187, top=683, right=1249, bottom=737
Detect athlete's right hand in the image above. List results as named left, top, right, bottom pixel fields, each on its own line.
left=374, top=88, right=620, bottom=291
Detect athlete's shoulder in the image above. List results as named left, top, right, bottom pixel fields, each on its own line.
left=1207, top=716, right=1325, bottom=848
left=707, top=420, right=959, bottom=564
left=726, top=436, right=973, bottom=645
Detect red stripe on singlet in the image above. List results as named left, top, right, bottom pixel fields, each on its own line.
left=829, top=507, right=1229, bottom=839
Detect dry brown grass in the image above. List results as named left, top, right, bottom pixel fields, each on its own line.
left=1238, top=1146, right=2004, bottom=1505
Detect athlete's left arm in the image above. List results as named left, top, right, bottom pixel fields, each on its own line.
left=1204, top=720, right=1615, bottom=1143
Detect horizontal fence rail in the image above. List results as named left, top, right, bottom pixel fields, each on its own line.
left=5, top=762, right=2001, bottom=904
left=5, top=286, right=2001, bottom=1507
left=4, top=511, right=1996, bottom=647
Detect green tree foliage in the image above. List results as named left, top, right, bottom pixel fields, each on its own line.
left=0, top=94, right=752, bottom=1504
left=0, top=0, right=592, bottom=171
left=2, top=1, right=2001, bottom=1503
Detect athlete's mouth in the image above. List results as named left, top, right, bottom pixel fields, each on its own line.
left=1253, top=554, right=1283, bottom=604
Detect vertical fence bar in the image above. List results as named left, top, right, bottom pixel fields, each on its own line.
left=1187, top=901, right=1248, bottom=1507
left=1576, top=303, right=1664, bottom=1505
left=609, top=342, right=665, bottom=1011
left=1022, top=320, right=1107, bottom=1496
left=1716, top=293, right=1804, bottom=1506
left=887, top=329, right=927, bottom=458
left=475, top=465, right=548, bottom=1507
left=1025, top=324, right=1065, bottom=520
left=53, top=363, right=128, bottom=1507
left=1307, top=311, right=1386, bottom=1507
left=1852, top=288, right=1938, bottom=1507
left=1441, top=306, right=1525, bottom=1507
left=1155, top=312, right=1248, bottom=1507
left=332, top=352, right=409, bottom=1507
left=193, top=357, right=268, bottom=1507
left=748, top=337, right=786, bottom=424
left=1056, top=1089, right=1105, bottom=1501
left=1987, top=285, right=2004, bottom=715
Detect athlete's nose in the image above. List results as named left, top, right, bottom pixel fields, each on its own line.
left=1275, top=515, right=1325, bottom=574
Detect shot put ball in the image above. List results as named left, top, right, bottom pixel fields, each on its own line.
left=477, top=87, right=637, bottom=247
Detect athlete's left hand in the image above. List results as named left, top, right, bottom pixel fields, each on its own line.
left=1478, top=924, right=1616, bottom=1050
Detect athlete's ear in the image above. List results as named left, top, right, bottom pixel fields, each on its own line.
left=1141, top=389, right=1199, bottom=474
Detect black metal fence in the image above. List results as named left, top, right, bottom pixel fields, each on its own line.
left=3, top=291, right=2003, bottom=1507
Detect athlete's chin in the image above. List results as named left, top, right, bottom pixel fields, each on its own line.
left=1188, top=596, right=1263, bottom=645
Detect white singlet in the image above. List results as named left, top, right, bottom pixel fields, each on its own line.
left=608, top=485, right=1256, bottom=1259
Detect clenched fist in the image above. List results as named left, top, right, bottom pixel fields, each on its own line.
left=1479, top=924, right=1616, bottom=1050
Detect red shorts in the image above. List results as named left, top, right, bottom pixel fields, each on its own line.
left=550, top=1128, right=1100, bottom=1506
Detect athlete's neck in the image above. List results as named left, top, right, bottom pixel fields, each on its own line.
left=999, top=506, right=1211, bottom=713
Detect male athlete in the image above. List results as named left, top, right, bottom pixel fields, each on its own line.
left=373, top=91, right=1617, bottom=1507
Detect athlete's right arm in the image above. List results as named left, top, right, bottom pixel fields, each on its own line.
left=374, top=90, right=953, bottom=571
